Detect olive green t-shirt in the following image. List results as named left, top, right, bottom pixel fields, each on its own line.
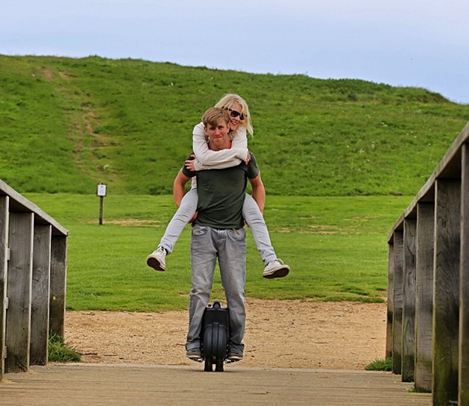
left=182, top=153, right=259, bottom=229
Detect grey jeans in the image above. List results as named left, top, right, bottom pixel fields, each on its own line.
left=159, top=189, right=276, bottom=265
left=186, top=225, right=246, bottom=352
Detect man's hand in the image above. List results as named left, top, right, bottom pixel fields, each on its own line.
left=244, top=152, right=252, bottom=165
left=189, top=211, right=198, bottom=223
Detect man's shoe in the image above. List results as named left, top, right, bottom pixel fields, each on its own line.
left=186, top=347, right=202, bottom=362
left=263, top=259, right=290, bottom=279
left=226, top=347, right=244, bottom=363
left=146, top=247, right=167, bottom=271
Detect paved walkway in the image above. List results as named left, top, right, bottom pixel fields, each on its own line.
left=1, top=363, right=431, bottom=405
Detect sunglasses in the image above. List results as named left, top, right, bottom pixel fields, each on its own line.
left=228, top=108, right=246, bottom=121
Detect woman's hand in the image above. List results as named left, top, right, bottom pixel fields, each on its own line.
left=185, top=154, right=196, bottom=171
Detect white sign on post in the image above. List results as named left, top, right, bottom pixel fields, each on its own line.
left=97, top=183, right=107, bottom=197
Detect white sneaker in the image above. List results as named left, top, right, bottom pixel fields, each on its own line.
left=263, top=259, right=290, bottom=279
left=146, top=247, right=167, bottom=271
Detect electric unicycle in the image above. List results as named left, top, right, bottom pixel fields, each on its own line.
left=200, top=300, right=229, bottom=372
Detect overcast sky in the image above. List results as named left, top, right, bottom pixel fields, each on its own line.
left=1, top=0, right=468, bottom=104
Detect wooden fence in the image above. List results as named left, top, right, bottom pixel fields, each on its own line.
left=0, top=180, right=68, bottom=380
left=387, top=122, right=469, bottom=406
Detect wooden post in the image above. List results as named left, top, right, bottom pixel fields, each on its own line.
left=386, top=242, right=394, bottom=359
left=433, top=178, right=460, bottom=406
left=30, top=225, right=52, bottom=365
left=459, top=144, right=469, bottom=405
left=99, top=196, right=104, bottom=225
left=6, top=212, right=34, bottom=372
left=49, top=235, right=67, bottom=338
left=402, top=218, right=416, bottom=382
left=392, top=230, right=404, bottom=375
left=0, top=196, right=8, bottom=380
left=414, top=202, right=435, bottom=392
left=97, top=183, right=107, bottom=225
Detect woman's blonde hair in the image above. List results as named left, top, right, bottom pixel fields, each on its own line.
left=214, top=94, right=253, bottom=136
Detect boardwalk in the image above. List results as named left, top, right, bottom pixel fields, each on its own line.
left=1, top=364, right=431, bottom=405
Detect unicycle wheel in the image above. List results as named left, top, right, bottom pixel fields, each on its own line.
left=203, top=322, right=227, bottom=372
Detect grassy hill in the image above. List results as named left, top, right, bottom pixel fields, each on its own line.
left=4, top=54, right=467, bottom=308
left=1, top=54, right=469, bottom=196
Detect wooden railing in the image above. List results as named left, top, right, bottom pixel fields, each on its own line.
left=0, top=180, right=68, bottom=380
left=387, top=122, right=469, bottom=406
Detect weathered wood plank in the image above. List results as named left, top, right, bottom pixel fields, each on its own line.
left=0, top=196, right=8, bottom=380
left=1, top=365, right=433, bottom=406
left=5, top=212, right=34, bottom=372
left=402, top=218, right=416, bottom=382
left=49, top=235, right=67, bottom=338
left=0, top=180, right=68, bottom=236
left=30, top=225, right=52, bottom=366
left=386, top=243, right=394, bottom=359
left=433, top=178, right=460, bottom=406
left=414, top=202, right=434, bottom=393
left=459, top=143, right=469, bottom=406
left=392, top=230, right=404, bottom=375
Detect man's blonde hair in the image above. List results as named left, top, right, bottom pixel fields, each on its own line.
left=201, top=107, right=230, bottom=127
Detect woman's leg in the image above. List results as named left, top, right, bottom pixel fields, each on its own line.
left=243, top=194, right=290, bottom=278
left=147, top=189, right=198, bottom=271
left=242, top=193, right=276, bottom=264
left=159, top=188, right=198, bottom=253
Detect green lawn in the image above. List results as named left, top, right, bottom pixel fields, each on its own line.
left=27, top=193, right=410, bottom=312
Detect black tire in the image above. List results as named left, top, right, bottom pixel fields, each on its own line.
left=204, top=356, right=213, bottom=372
left=203, top=324, right=214, bottom=371
left=203, top=323, right=227, bottom=372
left=213, top=323, right=226, bottom=372
left=215, top=356, right=224, bottom=372
left=214, top=323, right=227, bottom=358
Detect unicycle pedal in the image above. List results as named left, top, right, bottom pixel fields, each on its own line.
left=200, top=300, right=229, bottom=372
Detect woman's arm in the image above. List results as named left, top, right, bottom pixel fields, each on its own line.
left=192, top=123, right=249, bottom=171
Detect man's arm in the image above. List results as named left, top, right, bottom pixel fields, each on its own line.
left=249, top=173, right=266, bottom=213
left=173, top=169, right=192, bottom=207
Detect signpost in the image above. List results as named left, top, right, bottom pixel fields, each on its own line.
left=97, top=183, right=107, bottom=225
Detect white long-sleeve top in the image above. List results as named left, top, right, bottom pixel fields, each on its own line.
left=192, top=122, right=249, bottom=171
